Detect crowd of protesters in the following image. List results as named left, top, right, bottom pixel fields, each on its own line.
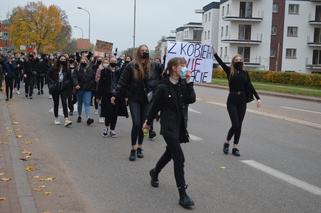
left=0, top=44, right=261, bottom=209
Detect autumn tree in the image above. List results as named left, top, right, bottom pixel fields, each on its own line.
left=9, top=2, right=71, bottom=53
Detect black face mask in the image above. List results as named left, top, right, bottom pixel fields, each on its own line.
left=125, top=61, right=130, bottom=64
left=234, top=62, right=243, bottom=71
left=81, top=62, right=87, bottom=67
left=97, top=61, right=102, bottom=65
left=60, top=61, right=67, bottom=66
left=142, top=52, right=149, bottom=59
left=110, top=63, right=117, bottom=68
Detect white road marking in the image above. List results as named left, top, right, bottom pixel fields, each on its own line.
left=189, top=134, right=203, bottom=141
left=188, top=107, right=201, bottom=114
left=206, top=101, right=321, bottom=129
left=280, top=106, right=321, bottom=115
left=241, top=160, right=321, bottom=196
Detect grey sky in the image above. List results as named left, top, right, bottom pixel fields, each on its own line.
left=1, top=0, right=219, bottom=52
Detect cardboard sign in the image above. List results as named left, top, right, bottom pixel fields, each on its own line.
left=95, top=40, right=113, bottom=55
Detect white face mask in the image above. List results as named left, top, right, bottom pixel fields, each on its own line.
left=103, top=63, right=108, bottom=68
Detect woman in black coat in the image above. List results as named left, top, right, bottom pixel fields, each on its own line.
left=97, top=57, right=128, bottom=138
left=143, top=57, right=196, bottom=209
left=47, top=55, right=72, bottom=127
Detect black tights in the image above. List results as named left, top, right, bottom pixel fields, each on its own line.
left=52, top=92, right=68, bottom=118
left=226, top=101, right=247, bottom=145
left=5, top=77, right=14, bottom=99
left=105, top=105, right=118, bottom=130
left=154, top=136, right=186, bottom=188
left=129, top=101, right=147, bottom=146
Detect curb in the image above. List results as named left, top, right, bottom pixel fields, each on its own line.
left=1, top=101, right=38, bottom=213
left=197, top=83, right=321, bottom=103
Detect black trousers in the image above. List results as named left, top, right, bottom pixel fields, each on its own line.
left=104, top=105, right=118, bottom=130
left=5, top=77, right=14, bottom=99
left=24, top=77, right=35, bottom=97
left=37, top=76, right=45, bottom=91
left=129, top=101, right=148, bottom=146
left=67, top=94, right=75, bottom=112
left=155, top=136, right=186, bottom=188
left=14, top=75, right=20, bottom=90
left=226, top=94, right=247, bottom=145
left=52, top=92, right=68, bottom=118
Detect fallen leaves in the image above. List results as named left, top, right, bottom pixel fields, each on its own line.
left=0, top=172, right=5, bottom=176
left=0, top=141, right=8, bottom=144
left=16, top=134, right=23, bottom=139
left=25, top=140, right=33, bottom=145
left=43, top=191, right=52, bottom=196
left=22, top=150, right=32, bottom=156
left=25, top=165, right=34, bottom=172
left=20, top=155, right=32, bottom=161
left=12, top=121, right=20, bottom=125
left=0, top=177, right=12, bottom=182
left=0, top=197, right=6, bottom=201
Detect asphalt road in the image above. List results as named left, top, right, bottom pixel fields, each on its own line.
left=5, top=86, right=321, bottom=213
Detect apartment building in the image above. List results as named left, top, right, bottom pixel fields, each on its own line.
left=175, top=22, right=203, bottom=43
left=0, top=20, right=11, bottom=54
left=197, top=0, right=321, bottom=73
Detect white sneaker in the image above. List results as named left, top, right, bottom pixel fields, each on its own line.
left=49, top=95, right=52, bottom=99
left=64, top=118, right=72, bottom=127
left=94, top=109, right=99, bottom=115
left=54, top=118, right=61, bottom=125
left=101, top=127, right=108, bottom=137
left=110, top=130, right=117, bottom=138
left=16, top=90, right=20, bottom=95
left=99, top=117, right=105, bottom=123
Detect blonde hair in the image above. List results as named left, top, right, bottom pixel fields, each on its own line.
left=133, top=44, right=151, bottom=80
left=230, top=54, right=242, bottom=77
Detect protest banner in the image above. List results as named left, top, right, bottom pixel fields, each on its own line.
left=165, top=41, right=214, bottom=83
left=95, top=40, right=113, bottom=55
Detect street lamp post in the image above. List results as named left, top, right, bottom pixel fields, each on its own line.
left=74, top=26, right=84, bottom=38
left=133, top=0, right=136, bottom=49
left=77, top=7, right=91, bottom=42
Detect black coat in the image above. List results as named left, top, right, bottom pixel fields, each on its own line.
left=3, top=61, right=16, bottom=79
left=23, top=59, right=37, bottom=79
left=146, top=77, right=196, bottom=143
left=72, top=66, right=95, bottom=91
left=115, top=62, right=163, bottom=103
left=97, top=66, right=128, bottom=118
left=36, top=60, right=50, bottom=77
left=47, top=67, right=73, bottom=96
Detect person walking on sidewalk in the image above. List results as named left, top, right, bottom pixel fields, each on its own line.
left=68, top=57, right=78, bottom=116
left=47, top=55, right=72, bottom=127
left=14, top=53, right=23, bottom=95
left=143, top=57, right=196, bottom=209
left=214, top=52, right=261, bottom=156
left=73, top=57, right=95, bottom=126
left=112, top=44, right=161, bottom=161
left=3, top=55, right=17, bottom=101
left=36, top=54, right=50, bottom=95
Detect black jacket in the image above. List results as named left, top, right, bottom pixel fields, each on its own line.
left=115, top=62, right=163, bottom=103
left=72, top=65, right=95, bottom=91
left=3, top=60, right=16, bottom=79
left=36, top=60, right=50, bottom=77
left=47, top=67, right=73, bottom=95
left=23, top=59, right=37, bottom=78
left=97, top=66, right=121, bottom=99
left=146, top=77, right=196, bottom=143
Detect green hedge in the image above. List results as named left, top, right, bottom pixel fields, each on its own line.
left=213, top=68, right=321, bottom=88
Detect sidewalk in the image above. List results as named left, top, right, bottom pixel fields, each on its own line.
left=197, top=83, right=321, bottom=103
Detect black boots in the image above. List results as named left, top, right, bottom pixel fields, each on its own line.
left=178, top=185, right=194, bottom=209
left=232, top=148, right=241, bottom=157
left=137, top=148, right=144, bottom=158
left=149, top=169, right=159, bottom=188
left=223, top=143, right=229, bottom=154
left=129, top=149, right=136, bottom=161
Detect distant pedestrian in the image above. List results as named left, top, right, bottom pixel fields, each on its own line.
left=143, top=57, right=196, bottom=209
left=3, top=55, right=16, bottom=101
left=214, top=52, right=261, bottom=156
left=23, top=53, right=37, bottom=99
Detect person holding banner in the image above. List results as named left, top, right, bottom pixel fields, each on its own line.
left=143, top=57, right=196, bottom=209
left=214, top=53, right=261, bottom=156
left=112, top=44, right=161, bottom=161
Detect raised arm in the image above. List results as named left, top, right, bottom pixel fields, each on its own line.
left=214, top=53, right=230, bottom=77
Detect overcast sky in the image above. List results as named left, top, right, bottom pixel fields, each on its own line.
left=1, top=0, right=220, bottom=52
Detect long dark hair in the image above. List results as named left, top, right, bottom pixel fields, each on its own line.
left=133, top=44, right=151, bottom=80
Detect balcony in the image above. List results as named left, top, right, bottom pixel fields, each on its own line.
left=308, top=42, right=321, bottom=47
left=306, top=64, right=321, bottom=71
left=223, top=11, right=263, bottom=23
left=220, top=57, right=262, bottom=68
left=309, top=14, right=321, bottom=25
left=222, top=34, right=262, bottom=45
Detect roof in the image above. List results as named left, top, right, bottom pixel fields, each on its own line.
left=203, top=2, right=220, bottom=12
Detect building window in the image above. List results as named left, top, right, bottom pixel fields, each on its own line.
left=220, top=47, right=223, bottom=57
left=204, top=31, right=207, bottom=40
left=208, top=31, right=210, bottom=39
left=273, top=3, right=279, bottom=13
left=221, top=26, right=224, bottom=37
left=287, top=26, right=298, bottom=37
left=286, top=48, right=297, bottom=59
left=316, top=6, right=321, bottom=21
left=313, top=50, right=321, bottom=64
left=288, top=4, right=299, bottom=15
left=208, top=12, right=211, bottom=22
left=222, top=6, right=225, bottom=17
left=239, top=25, right=252, bottom=40
left=224, top=47, right=227, bottom=57
left=270, top=48, right=276, bottom=57
left=225, top=25, right=228, bottom=36
left=238, top=47, right=251, bottom=62
left=205, top=14, right=207, bottom=22
left=314, top=28, right=321, bottom=43
left=271, top=25, right=277, bottom=35
left=240, top=2, right=253, bottom=18
left=227, top=4, right=230, bottom=15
